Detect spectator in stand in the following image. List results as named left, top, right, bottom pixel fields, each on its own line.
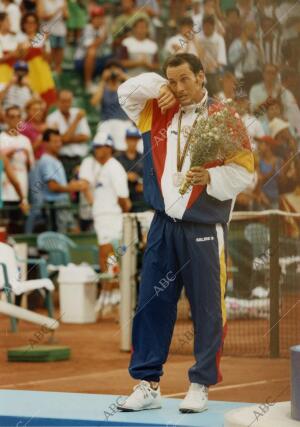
left=74, top=5, right=112, bottom=93
left=112, top=0, right=149, bottom=47
left=249, top=64, right=300, bottom=138
left=115, top=126, right=145, bottom=212
left=199, top=15, right=227, bottom=96
left=0, top=105, right=34, bottom=233
left=21, top=0, right=37, bottom=14
left=235, top=92, right=264, bottom=151
left=200, top=0, right=225, bottom=36
left=164, top=17, right=201, bottom=57
left=258, top=16, right=282, bottom=67
left=255, top=135, right=282, bottom=209
left=260, top=97, right=283, bottom=135
left=0, top=61, right=35, bottom=112
left=236, top=0, right=258, bottom=24
left=0, top=12, right=25, bottom=87
left=79, top=132, right=131, bottom=316
left=66, top=0, right=87, bottom=45
left=268, top=118, right=300, bottom=197
left=0, top=0, right=21, bottom=34
left=18, top=12, right=57, bottom=106
left=191, top=0, right=203, bottom=34
left=217, top=71, right=238, bottom=102
left=224, top=7, right=242, bottom=50
left=21, top=98, right=47, bottom=159
left=28, top=128, right=88, bottom=233
left=90, top=60, right=134, bottom=152
left=119, top=16, right=159, bottom=77
left=37, top=0, right=68, bottom=75
left=228, top=21, right=263, bottom=93
left=0, top=151, right=29, bottom=212
left=46, top=89, right=91, bottom=180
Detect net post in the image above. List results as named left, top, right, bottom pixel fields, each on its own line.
left=120, top=214, right=134, bottom=352
left=269, top=212, right=280, bottom=358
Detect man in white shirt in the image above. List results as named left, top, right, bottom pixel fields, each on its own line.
left=46, top=89, right=91, bottom=180
left=0, top=105, right=34, bottom=232
left=79, top=132, right=131, bottom=314
left=199, top=15, right=227, bottom=95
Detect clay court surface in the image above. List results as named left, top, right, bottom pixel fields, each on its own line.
left=0, top=311, right=290, bottom=405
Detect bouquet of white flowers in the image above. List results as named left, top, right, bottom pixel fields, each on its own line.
left=179, top=100, right=249, bottom=195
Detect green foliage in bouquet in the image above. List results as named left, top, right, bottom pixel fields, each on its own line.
left=179, top=100, right=249, bottom=195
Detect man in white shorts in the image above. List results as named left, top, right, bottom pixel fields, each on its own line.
left=79, top=132, right=131, bottom=312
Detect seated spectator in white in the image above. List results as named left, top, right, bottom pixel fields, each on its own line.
left=164, top=17, right=201, bottom=57
left=46, top=89, right=91, bottom=180
left=20, top=98, right=47, bottom=159
left=224, top=7, right=242, bottom=51
left=0, top=105, right=34, bottom=233
left=27, top=128, right=87, bottom=233
left=115, top=126, right=145, bottom=212
left=37, top=0, right=68, bottom=75
left=217, top=71, right=238, bottom=102
left=235, top=92, right=264, bottom=151
left=0, top=0, right=21, bottom=34
left=199, top=15, right=227, bottom=96
left=90, top=60, right=134, bottom=152
left=119, top=16, right=159, bottom=77
left=79, top=132, right=131, bottom=314
left=260, top=97, right=283, bottom=135
left=74, top=6, right=112, bottom=93
left=249, top=64, right=300, bottom=138
left=258, top=16, right=282, bottom=67
left=228, top=22, right=262, bottom=92
left=0, top=61, right=35, bottom=111
left=255, top=135, right=283, bottom=209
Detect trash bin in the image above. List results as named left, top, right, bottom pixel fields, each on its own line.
left=58, top=264, right=98, bottom=323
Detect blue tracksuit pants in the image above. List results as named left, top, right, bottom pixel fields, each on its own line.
left=129, top=211, right=228, bottom=386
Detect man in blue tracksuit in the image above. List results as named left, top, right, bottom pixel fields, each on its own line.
left=117, top=53, right=254, bottom=413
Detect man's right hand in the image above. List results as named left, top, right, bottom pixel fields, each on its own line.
left=158, top=84, right=177, bottom=113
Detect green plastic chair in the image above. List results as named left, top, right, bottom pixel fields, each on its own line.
left=37, top=232, right=99, bottom=270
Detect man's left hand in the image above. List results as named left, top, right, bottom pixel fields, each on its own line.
left=185, top=167, right=210, bottom=186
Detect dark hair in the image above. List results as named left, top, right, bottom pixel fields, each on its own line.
left=226, top=7, right=240, bottom=16
left=178, top=17, right=194, bottom=28
left=21, top=12, right=39, bottom=33
left=202, top=15, right=215, bottom=26
left=163, top=53, right=204, bottom=76
left=103, top=59, right=124, bottom=71
left=5, top=105, right=21, bottom=115
left=43, top=128, right=60, bottom=142
left=0, top=12, right=8, bottom=23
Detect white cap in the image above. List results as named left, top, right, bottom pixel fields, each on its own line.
left=92, top=131, right=114, bottom=148
left=269, top=117, right=289, bottom=138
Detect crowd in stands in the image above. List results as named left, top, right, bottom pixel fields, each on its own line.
left=0, top=0, right=300, bottom=237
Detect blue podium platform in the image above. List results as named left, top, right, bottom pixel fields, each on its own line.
left=0, top=390, right=250, bottom=427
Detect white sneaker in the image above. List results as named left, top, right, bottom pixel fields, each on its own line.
left=179, top=383, right=208, bottom=413
left=117, top=380, right=162, bottom=412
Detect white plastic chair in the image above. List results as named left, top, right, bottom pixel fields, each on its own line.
left=0, top=243, right=55, bottom=331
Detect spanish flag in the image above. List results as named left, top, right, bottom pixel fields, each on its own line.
left=0, top=47, right=56, bottom=106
